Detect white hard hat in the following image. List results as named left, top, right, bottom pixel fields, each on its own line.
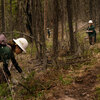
left=88, top=20, right=93, bottom=24
left=13, top=38, right=28, bottom=53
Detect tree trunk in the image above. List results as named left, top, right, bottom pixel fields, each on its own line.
left=37, top=0, right=47, bottom=66
left=44, top=0, right=48, bottom=39
left=61, top=0, right=64, bottom=41
left=99, top=13, right=100, bottom=32
left=67, top=0, right=75, bottom=53
left=31, top=0, right=40, bottom=58
left=53, top=0, right=59, bottom=66
left=89, top=0, right=93, bottom=20
left=93, top=0, right=97, bottom=27
left=74, top=0, right=79, bottom=33
left=10, top=0, right=13, bottom=33
left=97, top=0, right=100, bottom=32
left=1, top=0, right=5, bottom=32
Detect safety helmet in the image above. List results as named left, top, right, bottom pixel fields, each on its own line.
left=13, top=38, right=28, bottom=53
left=88, top=20, right=93, bottom=24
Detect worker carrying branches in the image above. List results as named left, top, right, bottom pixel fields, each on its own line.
left=86, top=20, right=96, bottom=45
left=0, top=34, right=28, bottom=81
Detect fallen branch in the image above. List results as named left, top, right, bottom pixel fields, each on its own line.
left=18, top=82, right=33, bottom=94
left=66, top=55, right=90, bottom=61
left=66, top=59, right=91, bottom=65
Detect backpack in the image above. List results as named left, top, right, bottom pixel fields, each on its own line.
left=0, top=34, right=7, bottom=45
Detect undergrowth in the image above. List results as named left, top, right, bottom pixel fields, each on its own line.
left=0, top=83, right=12, bottom=100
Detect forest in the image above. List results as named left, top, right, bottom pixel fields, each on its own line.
left=0, top=0, right=100, bottom=100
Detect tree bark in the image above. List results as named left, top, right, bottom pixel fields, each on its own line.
left=89, top=0, right=93, bottom=20
left=61, top=0, right=64, bottom=41
left=44, top=0, right=48, bottom=38
left=67, top=0, right=75, bottom=53
left=1, top=0, right=5, bottom=32
left=31, top=0, right=40, bottom=58
left=53, top=0, right=59, bottom=66
left=74, top=0, right=79, bottom=33
left=10, top=0, right=13, bottom=32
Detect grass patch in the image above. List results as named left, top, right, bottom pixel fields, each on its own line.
left=0, top=83, right=11, bottom=99
left=76, top=31, right=87, bottom=44
left=97, top=74, right=100, bottom=81
left=59, top=75, right=73, bottom=85
left=95, top=87, right=100, bottom=100
left=26, top=42, right=37, bottom=55
left=46, top=39, right=53, bottom=49
left=93, top=47, right=100, bottom=53
left=19, top=71, right=52, bottom=99
left=96, top=34, right=100, bottom=43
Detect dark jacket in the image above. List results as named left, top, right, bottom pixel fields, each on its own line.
left=87, top=25, right=96, bottom=37
left=0, top=45, right=22, bottom=76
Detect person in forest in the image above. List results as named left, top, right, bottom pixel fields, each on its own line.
left=86, top=20, right=96, bottom=45
left=47, top=28, right=51, bottom=38
left=0, top=34, right=28, bottom=81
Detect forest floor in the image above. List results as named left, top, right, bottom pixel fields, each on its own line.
left=1, top=24, right=100, bottom=100
left=0, top=40, right=100, bottom=100
left=4, top=42, right=99, bottom=100
left=45, top=43, right=100, bottom=100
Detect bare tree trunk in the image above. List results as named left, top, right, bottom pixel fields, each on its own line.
left=61, top=0, right=64, bottom=41
left=97, top=0, right=100, bottom=32
left=10, top=0, right=13, bottom=36
left=99, top=15, right=100, bottom=32
left=44, top=0, right=48, bottom=39
left=53, top=0, right=59, bottom=66
left=31, top=0, right=40, bottom=58
left=10, top=0, right=12, bottom=24
left=89, top=0, right=93, bottom=20
left=74, top=0, right=78, bottom=33
left=67, top=0, right=75, bottom=53
left=61, top=18, right=64, bottom=41
left=37, top=0, right=47, bottom=67
left=1, top=0, right=5, bottom=32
